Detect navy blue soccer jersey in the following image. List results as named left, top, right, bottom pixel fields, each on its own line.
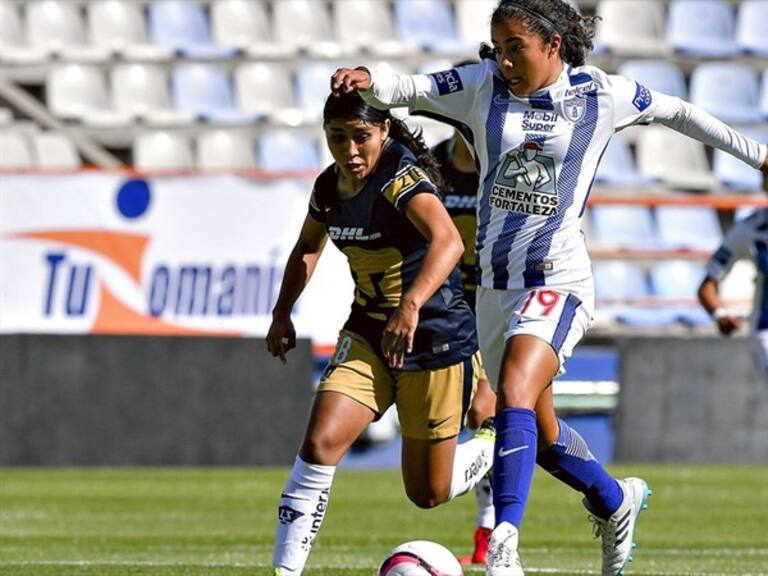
left=432, top=138, right=480, bottom=311
left=308, top=139, right=478, bottom=371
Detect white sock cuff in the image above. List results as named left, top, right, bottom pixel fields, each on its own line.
left=447, top=438, right=494, bottom=501
left=292, top=455, right=336, bottom=491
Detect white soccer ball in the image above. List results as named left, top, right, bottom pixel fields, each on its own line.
left=378, top=540, right=464, bottom=576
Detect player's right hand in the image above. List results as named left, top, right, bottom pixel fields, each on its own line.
left=716, top=315, right=742, bottom=336
left=267, top=316, right=296, bottom=365
left=331, top=67, right=372, bottom=96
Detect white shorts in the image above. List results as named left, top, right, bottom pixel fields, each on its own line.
left=476, top=278, right=594, bottom=389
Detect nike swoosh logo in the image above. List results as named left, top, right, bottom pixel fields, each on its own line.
left=498, top=445, right=529, bottom=457
left=493, top=94, right=513, bottom=106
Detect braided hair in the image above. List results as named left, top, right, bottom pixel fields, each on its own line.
left=323, top=91, right=445, bottom=190
left=479, top=0, right=597, bottom=67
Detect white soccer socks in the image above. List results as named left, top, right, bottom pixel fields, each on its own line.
left=448, top=422, right=495, bottom=501
left=476, top=475, right=495, bottom=529
left=273, top=456, right=336, bottom=575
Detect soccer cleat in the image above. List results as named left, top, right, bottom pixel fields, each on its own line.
left=458, top=526, right=492, bottom=565
left=485, top=522, right=524, bottom=576
left=585, top=477, right=651, bottom=576
left=274, top=568, right=299, bottom=576
left=474, top=417, right=496, bottom=443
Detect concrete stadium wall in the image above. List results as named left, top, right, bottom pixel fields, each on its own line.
left=616, top=336, right=768, bottom=463
left=0, top=335, right=314, bottom=466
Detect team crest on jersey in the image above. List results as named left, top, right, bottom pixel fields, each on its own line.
left=490, top=142, right=559, bottom=217
left=562, top=96, right=586, bottom=123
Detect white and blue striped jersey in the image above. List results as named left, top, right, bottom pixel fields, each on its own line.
left=706, top=209, right=768, bottom=331
left=362, top=61, right=767, bottom=290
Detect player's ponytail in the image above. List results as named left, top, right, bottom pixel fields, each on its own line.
left=387, top=117, right=444, bottom=191
left=323, top=92, right=444, bottom=190
left=485, top=0, right=597, bottom=67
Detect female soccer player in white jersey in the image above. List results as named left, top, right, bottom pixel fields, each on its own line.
left=331, top=0, right=768, bottom=574
left=699, top=179, right=768, bottom=382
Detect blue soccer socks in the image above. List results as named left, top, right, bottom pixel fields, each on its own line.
left=492, top=407, right=538, bottom=529
left=537, top=418, right=622, bottom=519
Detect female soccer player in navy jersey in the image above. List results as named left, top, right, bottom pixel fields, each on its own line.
left=331, top=1, right=768, bottom=574
left=267, top=91, right=496, bottom=576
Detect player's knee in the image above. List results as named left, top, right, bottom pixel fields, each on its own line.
left=299, top=433, right=342, bottom=466
left=404, top=481, right=449, bottom=509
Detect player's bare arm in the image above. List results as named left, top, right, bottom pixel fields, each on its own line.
left=697, top=276, right=743, bottom=337
left=267, top=214, right=329, bottom=364
left=381, top=194, right=463, bottom=369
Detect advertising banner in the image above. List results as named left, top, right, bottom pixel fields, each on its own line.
left=0, top=173, right=353, bottom=346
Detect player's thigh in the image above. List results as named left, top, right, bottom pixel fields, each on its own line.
left=304, top=330, right=395, bottom=464
left=400, top=435, right=457, bottom=507
left=395, top=356, right=480, bottom=503
left=395, top=354, right=479, bottom=441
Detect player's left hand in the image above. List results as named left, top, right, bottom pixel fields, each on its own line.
left=382, top=303, right=419, bottom=369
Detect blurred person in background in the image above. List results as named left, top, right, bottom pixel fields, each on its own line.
left=431, top=69, right=498, bottom=563
left=698, top=175, right=768, bottom=382
left=331, top=0, right=768, bottom=573
left=267, top=91, right=496, bottom=576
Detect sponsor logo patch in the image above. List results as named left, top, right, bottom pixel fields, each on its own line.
left=278, top=505, right=304, bottom=525
left=632, top=82, right=652, bottom=112
left=562, top=96, right=586, bottom=123
left=431, top=69, right=464, bottom=95
left=490, top=142, right=559, bottom=217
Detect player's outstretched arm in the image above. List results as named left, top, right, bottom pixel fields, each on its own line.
left=267, top=214, right=328, bottom=364
left=380, top=194, right=463, bottom=369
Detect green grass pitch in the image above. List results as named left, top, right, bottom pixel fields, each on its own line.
left=1, top=465, right=766, bottom=576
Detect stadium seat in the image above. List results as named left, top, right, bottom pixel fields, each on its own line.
left=88, top=1, right=150, bottom=54
left=111, top=64, right=172, bottom=119
left=256, top=129, right=321, bottom=172
left=689, top=63, right=762, bottom=125
left=334, top=0, right=418, bottom=57
left=593, top=261, right=650, bottom=302
left=172, top=64, right=257, bottom=124
left=592, top=260, right=674, bottom=326
left=0, top=132, right=33, bottom=169
left=211, top=0, right=289, bottom=57
left=26, top=0, right=110, bottom=62
left=635, top=127, right=717, bottom=190
left=234, top=63, right=298, bottom=122
left=0, top=1, right=23, bottom=48
left=295, top=62, right=341, bottom=121
left=595, top=134, right=653, bottom=188
left=134, top=131, right=194, bottom=171
left=617, top=60, right=687, bottom=100
left=196, top=130, right=255, bottom=171
left=589, top=205, right=658, bottom=250
left=0, top=2, right=48, bottom=67
left=667, top=0, right=738, bottom=57
left=736, top=0, right=768, bottom=56
left=46, top=64, right=109, bottom=119
left=455, top=0, right=496, bottom=48
left=25, top=1, right=83, bottom=51
left=595, top=0, right=667, bottom=56
left=272, top=0, right=341, bottom=57
left=714, top=129, right=768, bottom=190
left=393, top=0, right=468, bottom=53
left=31, top=132, right=81, bottom=169
left=650, top=260, right=711, bottom=325
left=655, top=206, right=722, bottom=252
left=148, top=0, right=237, bottom=59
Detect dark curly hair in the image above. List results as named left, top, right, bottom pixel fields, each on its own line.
left=323, top=91, right=444, bottom=190
left=479, top=0, right=597, bottom=67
